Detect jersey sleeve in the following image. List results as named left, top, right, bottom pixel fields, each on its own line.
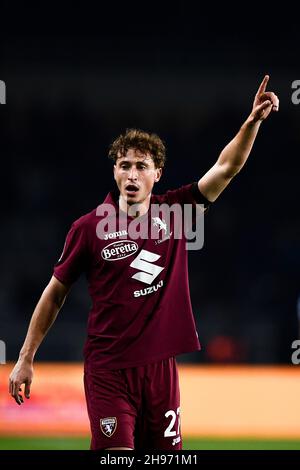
left=163, top=182, right=211, bottom=212
left=53, top=221, right=88, bottom=285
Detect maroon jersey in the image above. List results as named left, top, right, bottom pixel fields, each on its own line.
left=53, top=182, right=210, bottom=369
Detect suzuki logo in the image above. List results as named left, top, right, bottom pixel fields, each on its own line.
left=130, top=249, right=164, bottom=285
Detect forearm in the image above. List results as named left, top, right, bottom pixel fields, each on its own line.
left=18, top=284, right=65, bottom=362
left=198, top=76, right=278, bottom=202
left=218, top=115, right=261, bottom=176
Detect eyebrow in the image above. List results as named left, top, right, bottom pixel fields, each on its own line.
left=118, top=159, right=150, bottom=166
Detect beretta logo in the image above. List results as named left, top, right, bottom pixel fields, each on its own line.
left=101, top=240, right=138, bottom=261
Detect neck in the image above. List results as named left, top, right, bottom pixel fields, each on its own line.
left=119, top=193, right=151, bottom=218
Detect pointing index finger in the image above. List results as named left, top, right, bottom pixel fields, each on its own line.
left=256, top=75, right=269, bottom=95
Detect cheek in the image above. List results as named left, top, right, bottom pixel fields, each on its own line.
left=143, top=175, right=155, bottom=189
left=114, top=172, right=123, bottom=188
left=114, top=170, right=123, bottom=181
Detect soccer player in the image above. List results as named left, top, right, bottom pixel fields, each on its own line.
left=9, top=76, right=278, bottom=450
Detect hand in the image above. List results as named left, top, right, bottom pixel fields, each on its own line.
left=251, top=75, right=279, bottom=122
left=9, top=359, right=33, bottom=405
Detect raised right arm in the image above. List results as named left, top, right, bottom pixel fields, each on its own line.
left=9, top=275, right=70, bottom=405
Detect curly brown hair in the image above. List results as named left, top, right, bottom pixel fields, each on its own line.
left=108, top=128, right=166, bottom=168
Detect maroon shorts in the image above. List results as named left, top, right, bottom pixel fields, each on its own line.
left=83, top=357, right=182, bottom=450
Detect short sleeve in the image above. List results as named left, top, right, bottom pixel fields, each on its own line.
left=162, top=182, right=211, bottom=212
left=152, top=182, right=212, bottom=235
left=190, top=182, right=211, bottom=210
left=53, top=221, right=88, bottom=285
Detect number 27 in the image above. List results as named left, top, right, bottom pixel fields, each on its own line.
left=164, top=407, right=180, bottom=437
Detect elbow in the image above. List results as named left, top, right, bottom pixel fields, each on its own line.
left=51, top=290, right=67, bottom=310
left=44, top=278, right=69, bottom=310
left=43, top=290, right=65, bottom=311
left=222, top=162, right=242, bottom=179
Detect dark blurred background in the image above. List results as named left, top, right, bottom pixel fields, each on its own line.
left=1, top=2, right=299, bottom=364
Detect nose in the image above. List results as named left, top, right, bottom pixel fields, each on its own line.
left=128, top=166, right=138, bottom=181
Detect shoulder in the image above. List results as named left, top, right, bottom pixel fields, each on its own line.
left=68, top=208, right=101, bottom=243
left=152, top=182, right=211, bottom=207
left=71, top=208, right=98, bottom=229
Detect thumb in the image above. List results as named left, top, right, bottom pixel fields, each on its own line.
left=256, top=100, right=272, bottom=113
left=252, top=100, right=272, bottom=121
left=24, top=381, right=31, bottom=399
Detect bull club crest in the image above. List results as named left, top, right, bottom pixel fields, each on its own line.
left=100, top=417, right=117, bottom=437
left=152, top=217, right=168, bottom=235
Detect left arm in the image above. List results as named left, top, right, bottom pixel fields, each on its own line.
left=199, top=75, right=279, bottom=202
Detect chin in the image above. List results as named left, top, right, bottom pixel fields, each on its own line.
left=127, top=198, right=141, bottom=206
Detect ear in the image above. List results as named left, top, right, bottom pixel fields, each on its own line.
left=154, top=168, right=162, bottom=183
left=113, top=164, right=117, bottom=181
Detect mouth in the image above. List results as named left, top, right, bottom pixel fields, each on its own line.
left=125, top=184, right=140, bottom=196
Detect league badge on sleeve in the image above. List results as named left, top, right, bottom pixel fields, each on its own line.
left=100, top=417, right=117, bottom=437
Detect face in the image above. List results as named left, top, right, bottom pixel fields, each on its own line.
left=114, top=148, right=162, bottom=205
